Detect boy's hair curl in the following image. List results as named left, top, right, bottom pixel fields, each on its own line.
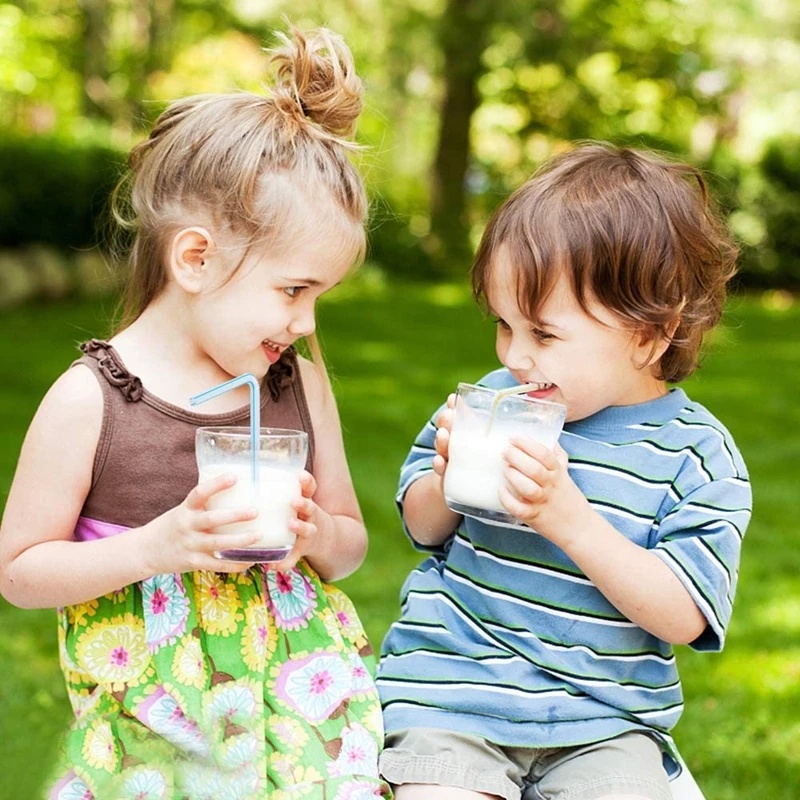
left=471, top=142, right=739, bottom=383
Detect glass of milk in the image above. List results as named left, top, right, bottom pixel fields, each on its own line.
left=195, top=426, right=308, bottom=562
left=443, top=383, right=566, bottom=527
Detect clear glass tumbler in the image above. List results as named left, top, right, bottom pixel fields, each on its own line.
left=443, top=383, right=566, bottom=527
left=195, top=426, right=308, bottom=562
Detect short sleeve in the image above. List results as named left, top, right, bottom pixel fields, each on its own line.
left=653, top=474, right=751, bottom=651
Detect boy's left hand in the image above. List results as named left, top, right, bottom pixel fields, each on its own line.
left=499, top=438, right=589, bottom=545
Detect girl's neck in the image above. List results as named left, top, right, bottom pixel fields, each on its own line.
left=109, top=296, right=246, bottom=412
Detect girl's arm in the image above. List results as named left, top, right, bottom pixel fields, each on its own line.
left=0, top=366, right=259, bottom=609
left=290, top=357, right=368, bottom=581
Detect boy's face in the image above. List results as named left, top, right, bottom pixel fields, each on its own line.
left=486, top=250, right=669, bottom=423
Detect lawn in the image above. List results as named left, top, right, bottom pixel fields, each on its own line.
left=0, top=276, right=797, bottom=799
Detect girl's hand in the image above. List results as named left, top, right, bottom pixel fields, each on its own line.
left=499, top=439, right=589, bottom=545
left=269, top=471, right=328, bottom=572
left=144, top=473, right=259, bottom=574
left=432, top=393, right=456, bottom=477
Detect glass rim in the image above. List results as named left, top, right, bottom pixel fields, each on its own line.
left=455, top=382, right=567, bottom=411
left=196, top=426, right=308, bottom=439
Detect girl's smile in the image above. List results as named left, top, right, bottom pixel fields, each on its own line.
left=262, top=338, right=289, bottom=364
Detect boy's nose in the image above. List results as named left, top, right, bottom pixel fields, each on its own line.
left=504, top=338, right=534, bottom=371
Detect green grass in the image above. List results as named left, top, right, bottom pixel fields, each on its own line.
left=0, top=277, right=797, bottom=798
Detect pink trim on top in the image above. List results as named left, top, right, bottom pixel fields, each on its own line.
left=74, top=516, right=130, bottom=541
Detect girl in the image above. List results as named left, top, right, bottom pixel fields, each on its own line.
left=0, top=26, right=390, bottom=800
left=376, top=144, right=751, bottom=800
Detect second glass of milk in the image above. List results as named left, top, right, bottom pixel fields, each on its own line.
left=443, top=383, right=566, bottom=527
left=195, top=426, right=308, bottom=562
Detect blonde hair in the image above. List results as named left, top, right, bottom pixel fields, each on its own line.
left=111, top=25, right=367, bottom=395
left=472, top=143, right=739, bottom=383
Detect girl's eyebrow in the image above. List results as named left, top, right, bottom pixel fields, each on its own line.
left=281, top=276, right=323, bottom=286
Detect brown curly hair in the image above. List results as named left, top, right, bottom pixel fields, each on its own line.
left=471, top=143, right=739, bottom=383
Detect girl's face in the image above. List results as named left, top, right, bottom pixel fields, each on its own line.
left=487, top=249, right=668, bottom=423
left=189, top=225, right=355, bottom=380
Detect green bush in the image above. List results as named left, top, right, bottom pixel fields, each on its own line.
left=366, top=197, right=434, bottom=280
left=710, top=138, right=800, bottom=290
left=0, top=136, right=125, bottom=250
left=755, top=136, right=800, bottom=288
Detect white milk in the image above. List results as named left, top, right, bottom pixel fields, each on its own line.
left=199, top=463, right=300, bottom=549
left=444, top=420, right=562, bottom=516
left=444, top=428, right=509, bottom=513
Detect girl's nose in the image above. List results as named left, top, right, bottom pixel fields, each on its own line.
left=288, top=305, right=316, bottom=338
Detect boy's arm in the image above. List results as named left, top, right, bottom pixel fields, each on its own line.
left=402, top=472, right=461, bottom=547
left=397, top=409, right=461, bottom=550
left=556, top=507, right=710, bottom=644
left=503, top=438, right=750, bottom=647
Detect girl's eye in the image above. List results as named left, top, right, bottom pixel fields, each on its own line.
left=284, top=286, right=303, bottom=298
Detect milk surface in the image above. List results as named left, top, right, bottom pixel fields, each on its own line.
left=199, top=463, right=300, bottom=548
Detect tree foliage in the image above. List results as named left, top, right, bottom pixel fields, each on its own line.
left=0, top=0, right=797, bottom=286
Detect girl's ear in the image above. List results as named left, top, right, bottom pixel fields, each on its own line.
left=169, top=227, right=215, bottom=293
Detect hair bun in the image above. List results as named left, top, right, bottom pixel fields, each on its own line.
left=269, top=26, right=363, bottom=142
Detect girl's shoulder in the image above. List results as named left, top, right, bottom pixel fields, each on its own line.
left=23, top=363, right=105, bottom=459
left=295, top=354, right=334, bottom=414
left=38, top=361, right=104, bottom=426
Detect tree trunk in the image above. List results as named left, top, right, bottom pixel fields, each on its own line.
left=427, top=0, right=495, bottom=276
left=79, top=0, right=112, bottom=121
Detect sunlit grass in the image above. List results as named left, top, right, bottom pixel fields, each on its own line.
left=0, top=279, right=797, bottom=798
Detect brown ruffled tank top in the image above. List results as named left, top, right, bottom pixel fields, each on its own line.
left=73, top=340, right=315, bottom=530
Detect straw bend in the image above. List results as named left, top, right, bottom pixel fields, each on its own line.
left=190, top=373, right=261, bottom=489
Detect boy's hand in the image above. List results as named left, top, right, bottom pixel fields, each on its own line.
left=432, top=393, right=456, bottom=477
left=499, top=439, right=590, bottom=545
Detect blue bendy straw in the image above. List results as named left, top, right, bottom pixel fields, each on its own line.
left=190, top=373, right=261, bottom=492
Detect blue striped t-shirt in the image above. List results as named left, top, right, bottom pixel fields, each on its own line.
left=376, top=369, right=751, bottom=765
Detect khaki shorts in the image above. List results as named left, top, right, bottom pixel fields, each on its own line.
left=379, top=728, right=673, bottom=800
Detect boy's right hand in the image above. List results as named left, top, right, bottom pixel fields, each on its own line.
left=143, top=473, right=259, bottom=575
left=432, top=393, right=456, bottom=477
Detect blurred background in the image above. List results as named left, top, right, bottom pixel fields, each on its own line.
left=0, top=0, right=798, bottom=797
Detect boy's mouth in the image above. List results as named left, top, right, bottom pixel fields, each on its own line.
left=524, top=381, right=556, bottom=398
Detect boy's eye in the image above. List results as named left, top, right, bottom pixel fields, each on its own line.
left=532, top=327, right=555, bottom=342
left=491, top=316, right=510, bottom=331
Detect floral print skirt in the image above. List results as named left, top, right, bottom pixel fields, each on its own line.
left=48, top=563, right=392, bottom=800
